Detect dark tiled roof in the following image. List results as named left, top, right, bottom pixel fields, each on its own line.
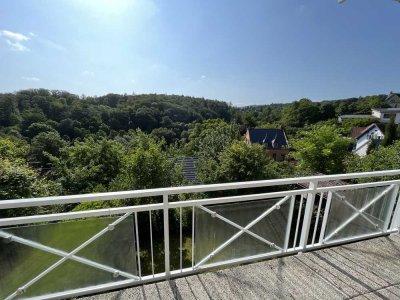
left=176, top=157, right=199, bottom=183
left=247, top=128, right=288, bottom=148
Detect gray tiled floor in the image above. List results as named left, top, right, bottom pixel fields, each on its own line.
left=81, top=234, right=400, bottom=300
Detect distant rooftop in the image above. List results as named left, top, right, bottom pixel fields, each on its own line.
left=176, top=157, right=199, bottom=183
left=355, top=123, right=384, bottom=140
left=339, top=114, right=371, bottom=118
left=372, top=108, right=400, bottom=113
left=247, top=128, right=288, bottom=148
left=350, top=126, right=368, bottom=139
left=387, top=91, right=400, bottom=97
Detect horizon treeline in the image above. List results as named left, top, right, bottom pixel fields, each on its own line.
left=0, top=88, right=389, bottom=144
left=1, top=88, right=399, bottom=218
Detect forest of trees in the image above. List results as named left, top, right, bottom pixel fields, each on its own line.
left=1, top=88, right=399, bottom=217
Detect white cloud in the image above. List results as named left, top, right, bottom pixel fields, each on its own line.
left=1, top=30, right=67, bottom=52
left=0, top=30, right=30, bottom=51
left=22, top=76, right=40, bottom=82
left=196, top=75, right=207, bottom=82
left=1, top=30, right=29, bottom=42
left=30, top=32, right=67, bottom=52
left=82, top=70, right=95, bottom=76
left=41, top=38, right=67, bottom=52
left=6, top=40, right=29, bottom=51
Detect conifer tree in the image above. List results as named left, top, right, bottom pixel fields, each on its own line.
left=382, top=117, right=396, bottom=147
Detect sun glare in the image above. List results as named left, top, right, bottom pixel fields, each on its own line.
left=71, top=0, right=134, bottom=16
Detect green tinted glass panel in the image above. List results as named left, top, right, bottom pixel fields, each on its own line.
left=0, top=216, right=136, bottom=299
left=22, top=260, right=123, bottom=298
left=324, top=186, right=396, bottom=243
left=194, top=198, right=290, bottom=266
left=0, top=241, right=60, bottom=299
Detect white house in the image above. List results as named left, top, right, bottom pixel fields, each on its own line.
left=386, top=92, right=400, bottom=108
left=371, top=108, right=400, bottom=124
left=352, top=123, right=384, bottom=157
left=338, top=91, right=400, bottom=123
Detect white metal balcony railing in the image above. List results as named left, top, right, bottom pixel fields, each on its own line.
left=1, top=170, right=400, bottom=300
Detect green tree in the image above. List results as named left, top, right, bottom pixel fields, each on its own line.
left=0, top=94, right=21, bottom=127
left=198, top=141, right=279, bottom=184
left=382, top=117, right=396, bottom=147
left=0, top=137, right=28, bottom=160
left=184, top=119, right=239, bottom=157
left=0, top=155, right=61, bottom=217
left=112, top=137, right=181, bottom=192
left=150, top=127, right=177, bottom=145
left=339, top=118, right=375, bottom=135
left=20, top=109, right=47, bottom=133
left=319, top=102, right=336, bottom=120
left=291, top=125, right=351, bottom=174
left=30, top=132, right=67, bottom=167
left=197, top=124, right=240, bottom=160
left=345, top=141, right=400, bottom=182
left=396, top=124, right=400, bottom=141
left=367, top=138, right=378, bottom=154
left=26, top=122, right=57, bottom=139
left=242, top=112, right=257, bottom=128
left=58, top=118, right=82, bottom=139
left=281, top=99, right=320, bottom=127
left=52, top=138, right=125, bottom=194
left=0, top=132, right=57, bottom=203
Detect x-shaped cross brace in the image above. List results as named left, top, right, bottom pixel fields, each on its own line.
left=324, top=185, right=394, bottom=242
left=194, top=196, right=290, bottom=269
left=333, top=191, right=384, bottom=231
left=1, top=212, right=139, bottom=300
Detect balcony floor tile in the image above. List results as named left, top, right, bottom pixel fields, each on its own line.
left=80, top=235, right=400, bottom=300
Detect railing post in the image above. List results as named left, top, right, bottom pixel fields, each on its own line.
left=318, top=191, right=332, bottom=244
left=163, top=194, right=170, bottom=278
left=390, top=186, right=400, bottom=233
left=299, top=180, right=318, bottom=250
left=283, top=196, right=295, bottom=251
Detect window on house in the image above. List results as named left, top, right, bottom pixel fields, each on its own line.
left=383, top=113, right=396, bottom=119
left=273, top=153, right=276, bottom=160
left=281, top=154, right=285, bottom=160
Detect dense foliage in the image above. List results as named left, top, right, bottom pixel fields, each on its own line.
left=382, top=117, right=397, bottom=147
left=1, top=88, right=399, bottom=217
left=207, top=141, right=280, bottom=183
left=0, top=89, right=232, bottom=144
left=291, top=125, right=352, bottom=174
left=345, top=140, right=400, bottom=183
left=238, top=95, right=387, bottom=130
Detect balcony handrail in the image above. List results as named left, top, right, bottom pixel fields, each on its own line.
left=1, top=170, right=400, bottom=300
left=1, top=169, right=400, bottom=209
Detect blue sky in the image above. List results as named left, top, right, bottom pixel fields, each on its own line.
left=0, top=0, right=399, bottom=106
